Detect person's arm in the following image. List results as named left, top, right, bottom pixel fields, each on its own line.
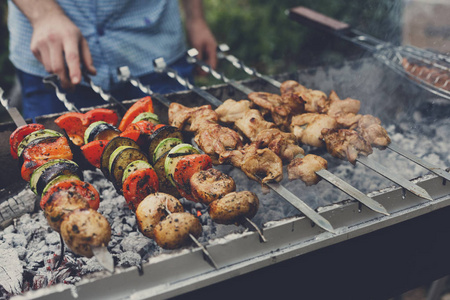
left=12, top=0, right=96, bottom=89
left=181, top=0, right=217, bottom=70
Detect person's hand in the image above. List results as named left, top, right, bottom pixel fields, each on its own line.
left=186, top=18, right=217, bottom=72
left=30, top=10, right=96, bottom=89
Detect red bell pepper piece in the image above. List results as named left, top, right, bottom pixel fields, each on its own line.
left=84, top=108, right=119, bottom=126
left=118, top=96, right=154, bottom=131
left=80, top=140, right=108, bottom=168
left=9, top=123, right=45, bottom=159
left=122, top=168, right=159, bottom=211
left=40, top=179, right=100, bottom=211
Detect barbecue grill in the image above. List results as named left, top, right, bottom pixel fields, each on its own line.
left=1, top=6, right=450, bottom=300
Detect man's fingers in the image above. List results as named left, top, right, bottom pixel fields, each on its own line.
left=80, top=38, right=96, bottom=75
left=49, top=43, right=71, bottom=89
left=63, top=38, right=81, bottom=85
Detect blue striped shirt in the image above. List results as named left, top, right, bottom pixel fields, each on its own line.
left=8, top=0, right=187, bottom=91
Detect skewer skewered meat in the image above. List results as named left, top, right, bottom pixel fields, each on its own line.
left=219, top=142, right=283, bottom=184
left=320, top=128, right=373, bottom=164
left=247, top=92, right=304, bottom=129
left=287, top=154, right=328, bottom=185
left=215, top=99, right=253, bottom=123
left=290, top=113, right=338, bottom=148
left=253, top=128, right=304, bottom=162
left=235, top=109, right=277, bottom=141
left=194, top=122, right=243, bottom=162
left=354, top=115, right=391, bottom=149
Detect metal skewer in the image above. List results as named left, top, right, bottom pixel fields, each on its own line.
left=153, top=57, right=336, bottom=233
left=213, top=46, right=438, bottom=200
left=118, top=66, right=268, bottom=242
left=0, top=87, right=27, bottom=127
left=42, top=75, right=80, bottom=113
left=81, top=71, right=128, bottom=114
left=163, top=203, right=219, bottom=269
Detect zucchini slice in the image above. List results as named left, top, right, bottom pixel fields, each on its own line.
left=84, top=121, right=120, bottom=144
left=164, top=144, right=200, bottom=187
left=100, top=136, right=140, bottom=180
left=30, top=159, right=82, bottom=196
left=110, top=147, right=148, bottom=192
left=153, top=151, right=180, bottom=198
left=132, top=112, right=160, bottom=125
left=41, top=173, right=81, bottom=195
left=153, top=137, right=182, bottom=164
left=17, top=129, right=62, bottom=158
left=122, top=160, right=153, bottom=183
left=147, top=126, right=183, bottom=163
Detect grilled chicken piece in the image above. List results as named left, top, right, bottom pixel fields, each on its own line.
left=215, top=99, right=253, bottom=123
left=280, top=80, right=307, bottom=95
left=219, top=142, right=283, bottom=184
left=194, top=123, right=243, bottom=161
left=235, top=109, right=277, bottom=141
left=355, top=115, right=391, bottom=149
left=169, top=103, right=219, bottom=132
left=153, top=212, right=202, bottom=250
left=209, top=191, right=259, bottom=225
left=298, top=89, right=329, bottom=113
left=327, top=90, right=361, bottom=118
left=254, top=128, right=304, bottom=162
left=190, top=168, right=236, bottom=204
left=135, top=192, right=184, bottom=239
left=287, top=154, right=328, bottom=186
left=320, top=128, right=373, bottom=164
left=247, top=92, right=305, bottom=129
left=248, top=92, right=291, bottom=128
left=290, top=113, right=338, bottom=147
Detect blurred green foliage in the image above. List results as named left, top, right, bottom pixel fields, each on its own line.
left=199, top=0, right=402, bottom=85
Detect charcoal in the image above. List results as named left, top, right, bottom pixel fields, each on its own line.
left=120, top=233, right=154, bottom=256
left=0, top=248, right=23, bottom=295
left=116, top=251, right=141, bottom=268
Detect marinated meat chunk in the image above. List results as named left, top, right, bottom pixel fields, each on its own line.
left=235, top=109, right=277, bottom=141
left=215, top=99, right=252, bottom=123
left=287, top=154, right=328, bottom=185
left=320, top=128, right=372, bottom=164
left=280, top=80, right=307, bottom=95
left=254, top=128, right=304, bottom=162
left=169, top=103, right=219, bottom=132
left=194, top=123, right=243, bottom=161
left=248, top=92, right=291, bottom=128
left=219, top=142, right=283, bottom=184
left=327, top=90, right=361, bottom=118
left=290, top=113, right=338, bottom=147
left=355, top=115, right=391, bottom=149
left=298, top=89, right=329, bottom=114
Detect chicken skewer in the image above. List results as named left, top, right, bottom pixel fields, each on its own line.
left=156, top=57, right=389, bottom=216
left=153, top=58, right=335, bottom=233
left=190, top=48, right=433, bottom=201
left=216, top=45, right=450, bottom=183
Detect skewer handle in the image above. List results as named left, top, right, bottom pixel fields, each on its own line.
left=287, top=6, right=350, bottom=34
